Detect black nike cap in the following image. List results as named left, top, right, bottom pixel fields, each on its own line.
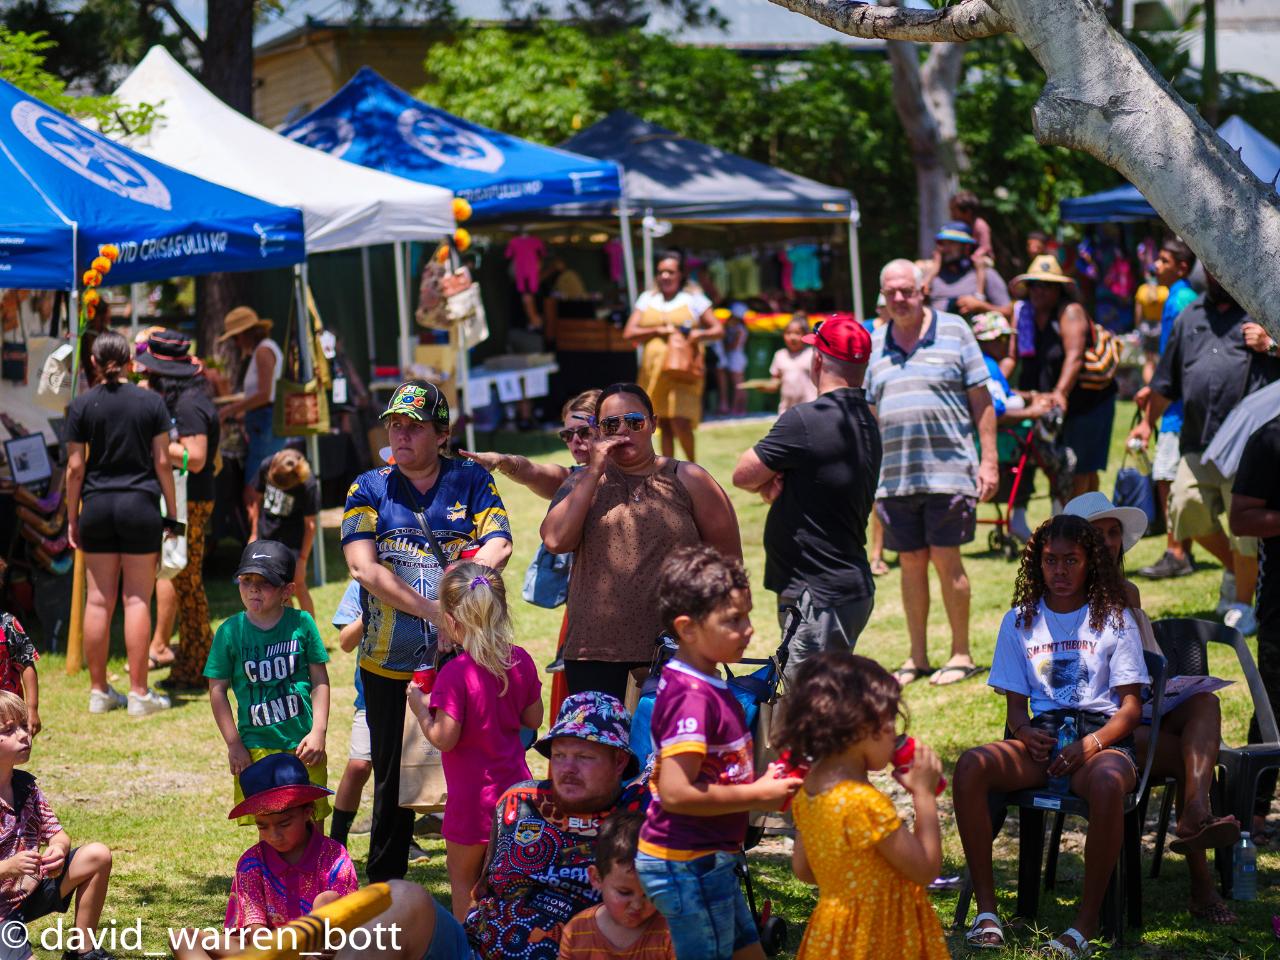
left=235, top=540, right=296, bottom=586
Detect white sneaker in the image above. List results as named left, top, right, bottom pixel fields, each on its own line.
left=1224, top=603, right=1259, bottom=637
left=1217, top=572, right=1238, bottom=616
left=88, top=685, right=127, bottom=714
left=1009, top=510, right=1033, bottom=543
left=128, top=688, right=172, bottom=716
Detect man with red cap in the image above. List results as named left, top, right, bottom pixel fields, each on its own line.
left=733, top=316, right=883, bottom=680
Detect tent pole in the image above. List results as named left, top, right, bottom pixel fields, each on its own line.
left=848, top=211, right=864, bottom=322
left=67, top=279, right=84, bottom=674
left=617, top=176, right=639, bottom=306
left=129, top=283, right=143, bottom=339
left=641, top=209, right=654, bottom=292
left=361, top=247, right=377, bottom=382
left=395, top=241, right=412, bottom=376
left=295, top=262, right=326, bottom=589
left=457, top=324, right=475, bottom=451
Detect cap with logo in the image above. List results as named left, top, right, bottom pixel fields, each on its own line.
left=235, top=539, right=296, bottom=586
left=802, top=316, right=872, bottom=364
left=381, top=380, right=450, bottom=428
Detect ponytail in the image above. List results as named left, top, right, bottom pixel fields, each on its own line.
left=91, top=331, right=132, bottom=385
left=438, top=562, right=514, bottom=694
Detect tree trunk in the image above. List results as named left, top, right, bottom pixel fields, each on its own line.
left=766, top=0, right=1280, bottom=338
left=885, top=36, right=966, bottom=258
left=195, top=0, right=255, bottom=353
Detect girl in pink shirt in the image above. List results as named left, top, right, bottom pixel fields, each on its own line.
left=407, top=562, right=543, bottom=921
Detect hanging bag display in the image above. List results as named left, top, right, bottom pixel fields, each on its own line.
left=274, top=279, right=331, bottom=437
left=158, top=450, right=189, bottom=580
left=1078, top=317, right=1121, bottom=390
left=663, top=329, right=705, bottom=384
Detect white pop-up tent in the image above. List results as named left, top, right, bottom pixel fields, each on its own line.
left=111, top=46, right=456, bottom=372
left=110, top=47, right=459, bottom=584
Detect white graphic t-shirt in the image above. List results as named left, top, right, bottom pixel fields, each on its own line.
left=988, top=601, right=1148, bottom=717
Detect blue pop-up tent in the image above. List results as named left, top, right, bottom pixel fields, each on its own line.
left=1060, top=116, right=1280, bottom=223
left=0, top=75, right=305, bottom=290
left=281, top=67, right=622, bottom=220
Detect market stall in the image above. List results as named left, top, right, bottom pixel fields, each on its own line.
left=0, top=74, right=306, bottom=653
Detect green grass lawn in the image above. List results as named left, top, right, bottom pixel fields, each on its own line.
left=25, top=401, right=1273, bottom=957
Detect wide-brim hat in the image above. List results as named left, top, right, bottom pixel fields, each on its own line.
left=971, top=311, right=1012, bottom=341
left=135, top=328, right=199, bottom=378
left=935, top=220, right=976, bottom=244
left=1063, top=492, right=1148, bottom=553
left=228, top=752, right=333, bottom=820
left=534, top=691, right=639, bottom=779
left=217, top=306, right=272, bottom=343
left=1011, top=255, right=1077, bottom=298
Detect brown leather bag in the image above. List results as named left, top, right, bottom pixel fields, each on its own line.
left=662, top=330, right=705, bottom=384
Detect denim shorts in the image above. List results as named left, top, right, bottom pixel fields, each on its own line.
left=634, top=850, right=758, bottom=959
left=1030, top=708, right=1137, bottom=773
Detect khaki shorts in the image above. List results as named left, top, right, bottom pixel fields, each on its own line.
left=1170, top=451, right=1258, bottom=556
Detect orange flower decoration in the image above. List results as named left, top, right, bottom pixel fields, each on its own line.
left=452, top=197, right=472, bottom=223
left=454, top=228, right=472, bottom=253
left=98, top=244, right=120, bottom=262
left=434, top=244, right=450, bottom=264
left=83, top=289, right=101, bottom=309
left=91, top=255, right=112, bottom=275
left=82, top=269, right=102, bottom=288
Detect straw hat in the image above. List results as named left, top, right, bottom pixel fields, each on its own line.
left=1010, top=255, right=1077, bottom=298
left=217, top=306, right=272, bottom=343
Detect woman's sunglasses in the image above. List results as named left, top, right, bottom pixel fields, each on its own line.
left=558, top=425, right=593, bottom=444
left=599, top=413, right=648, bottom=436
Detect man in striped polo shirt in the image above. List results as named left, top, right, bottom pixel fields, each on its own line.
left=867, top=259, right=998, bottom=688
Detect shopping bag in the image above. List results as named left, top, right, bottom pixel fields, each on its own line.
left=274, top=280, right=331, bottom=437
left=662, top=330, right=705, bottom=384
left=1113, top=449, right=1158, bottom=536
left=1078, top=319, right=1121, bottom=390
left=158, top=464, right=189, bottom=580
left=399, top=709, right=448, bottom=813
left=521, top=544, right=572, bottom=609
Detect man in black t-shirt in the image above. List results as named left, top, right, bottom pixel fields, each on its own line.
left=1231, top=413, right=1280, bottom=829
left=732, top=317, right=882, bottom=680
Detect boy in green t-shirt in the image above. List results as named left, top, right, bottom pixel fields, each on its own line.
left=205, top=540, right=331, bottom=825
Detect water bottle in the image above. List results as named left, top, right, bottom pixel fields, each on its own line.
left=1234, top=832, right=1257, bottom=900
left=1048, top=716, right=1078, bottom=793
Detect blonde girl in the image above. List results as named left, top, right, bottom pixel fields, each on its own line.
left=407, top=562, right=543, bottom=919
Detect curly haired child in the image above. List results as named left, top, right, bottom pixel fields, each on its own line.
left=407, top=562, right=543, bottom=921
left=775, top=652, right=948, bottom=960
left=954, top=514, right=1147, bottom=958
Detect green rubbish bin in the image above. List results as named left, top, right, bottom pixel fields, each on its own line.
left=745, top=331, right=783, bottom=414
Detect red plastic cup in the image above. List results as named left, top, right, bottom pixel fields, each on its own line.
left=775, top=749, right=811, bottom=811
left=893, top=735, right=947, bottom=795
left=412, top=668, right=436, bottom=694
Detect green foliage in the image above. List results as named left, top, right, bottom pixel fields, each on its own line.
left=0, top=25, right=158, bottom=133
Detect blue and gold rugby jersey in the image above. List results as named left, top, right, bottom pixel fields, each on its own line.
left=341, top=460, right=511, bottom=679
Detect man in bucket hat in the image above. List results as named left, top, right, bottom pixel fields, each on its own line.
left=465, top=692, right=647, bottom=960
left=928, top=220, right=1011, bottom=317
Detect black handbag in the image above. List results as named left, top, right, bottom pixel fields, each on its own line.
left=2, top=314, right=28, bottom=385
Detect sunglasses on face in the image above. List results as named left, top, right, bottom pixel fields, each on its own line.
left=558, top=425, right=593, bottom=444
left=599, top=413, right=648, bottom=436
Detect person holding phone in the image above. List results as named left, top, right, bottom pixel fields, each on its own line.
left=540, top=383, right=740, bottom=701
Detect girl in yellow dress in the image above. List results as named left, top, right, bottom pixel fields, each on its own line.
left=776, top=652, right=950, bottom=960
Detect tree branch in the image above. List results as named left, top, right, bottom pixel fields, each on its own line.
left=766, top=0, right=1009, bottom=42
left=141, top=0, right=205, bottom=53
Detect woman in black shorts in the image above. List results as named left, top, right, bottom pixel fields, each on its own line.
left=65, top=332, right=177, bottom=717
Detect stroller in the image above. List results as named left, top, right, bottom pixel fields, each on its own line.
left=979, top=406, right=1077, bottom=560
left=629, top=607, right=802, bottom=957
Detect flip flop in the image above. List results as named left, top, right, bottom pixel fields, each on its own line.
left=1189, top=898, right=1238, bottom=925
left=930, top=663, right=988, bottom=686
left=1170, top=815, right=1241, bottom=854
left=892, top=664, right=934, bottom=686
left=148, top=653, right=176, bottom=671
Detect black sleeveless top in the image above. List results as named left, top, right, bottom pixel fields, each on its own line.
left=1017, top=305, right=1115, bottom=414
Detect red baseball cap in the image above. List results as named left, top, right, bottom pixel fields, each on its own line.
left=802, top=316, right=872, bottom=364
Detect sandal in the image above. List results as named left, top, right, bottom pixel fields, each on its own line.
left=1170, top=815, right=1240, bottom=855
left=964, top=912, right=1004, bottom=950
left=892, top=664, right=934, bottom=686
left=930, top=662, right=988, bottom=686
left=1040, top=928, right=1093, bottom=958
left=1189, top=898, right=1238, bottom=925
left=148, top=652, right=176, bottom=671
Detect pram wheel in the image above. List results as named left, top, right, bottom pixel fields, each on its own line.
left=760, top=915, right=789, bottom=956
left=987, top=529, right=1002, bottom=552
left=1003, top=539, right=1021, bottom=561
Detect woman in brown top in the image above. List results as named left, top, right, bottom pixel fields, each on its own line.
left=541, top=383, right=742, bottom=700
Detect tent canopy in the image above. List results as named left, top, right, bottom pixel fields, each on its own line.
left=281, top=67, right=621, bottom=220
left=554, top=110, right=857, bottom=222
left=0, top=75, right=304, bottom=290
left=1060, top=116, right=1280, bottom=223
left=111, top=47, right=455, bottom=252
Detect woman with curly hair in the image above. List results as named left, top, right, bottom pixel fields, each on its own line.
left=776, top=652, right=949, bottom=960
left=953, top=514, right=1148, bottom=958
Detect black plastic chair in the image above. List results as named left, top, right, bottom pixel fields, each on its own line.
left=953, top=650, right=1167, bottom=945
left=1146, top=617, right=1278, bottom=896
